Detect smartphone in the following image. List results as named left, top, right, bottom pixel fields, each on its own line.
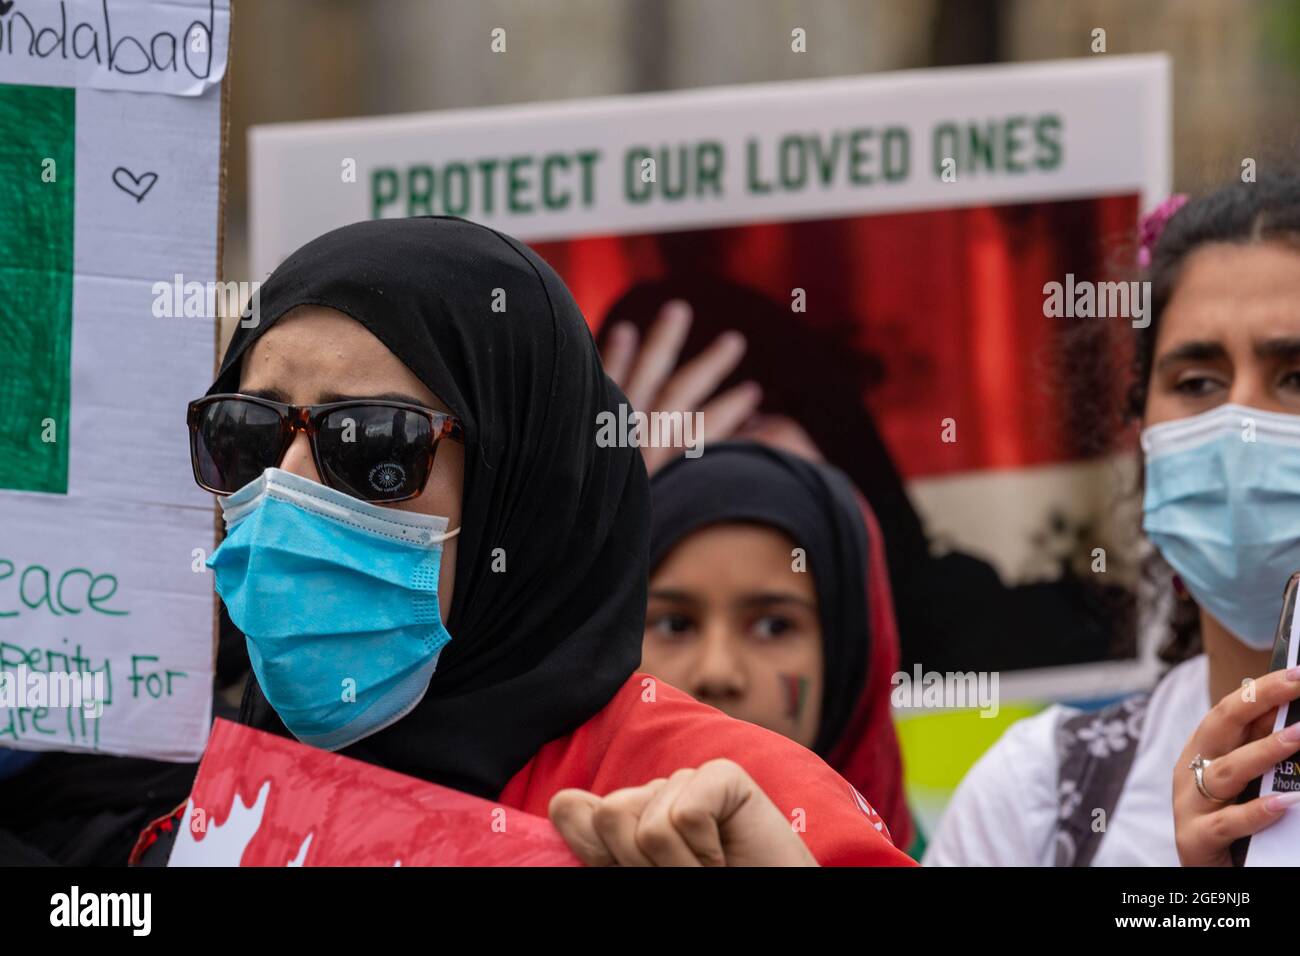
left=1231, top=571, right=1300, bottom=866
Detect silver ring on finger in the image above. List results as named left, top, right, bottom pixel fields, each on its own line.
left=1188, top=753, right=1231, bottom=804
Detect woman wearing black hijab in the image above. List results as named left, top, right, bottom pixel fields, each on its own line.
left=160, top=217, right=911, bottom=866
left=643, top=443, right=912, bottom=850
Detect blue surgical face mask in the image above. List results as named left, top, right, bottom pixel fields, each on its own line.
left=1142, top=403, right=1300, bottom=650
left=208, top=468, right=457, bottom=750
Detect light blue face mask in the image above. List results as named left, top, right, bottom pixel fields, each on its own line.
left=1142, top=403, right=1300, bottom=650
left=208, top=468, right=457, bottom=750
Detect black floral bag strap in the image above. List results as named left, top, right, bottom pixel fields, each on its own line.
left=1052, top=692, right=1152, bottom=867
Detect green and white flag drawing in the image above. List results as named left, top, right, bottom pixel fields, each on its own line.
left=0, top=0, right=229, bottom=761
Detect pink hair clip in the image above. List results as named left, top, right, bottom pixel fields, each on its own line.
left=1138, top=194, right=1190, bottom=268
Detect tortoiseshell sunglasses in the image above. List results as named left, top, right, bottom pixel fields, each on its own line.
left=187, top=393, right=464, bottom=503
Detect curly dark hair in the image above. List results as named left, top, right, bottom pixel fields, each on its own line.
left=1126, top=173, right=1300, bottom=663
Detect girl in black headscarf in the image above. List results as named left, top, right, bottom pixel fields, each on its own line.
left=643, top=442, right=912, bottom=850
left=146, top=217, right=911, bottom=867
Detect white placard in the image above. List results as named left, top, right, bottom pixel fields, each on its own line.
left=0, top=0, right=229, bottom=96
left=250, top=55, right=1170, bottom=274
left=0, top=1, right=226, bottom=761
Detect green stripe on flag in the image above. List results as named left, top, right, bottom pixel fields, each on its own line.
left=0, top=84, right=75, bottom=494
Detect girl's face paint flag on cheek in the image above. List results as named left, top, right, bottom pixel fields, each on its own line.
left=167, top=719, right=581, bottom=867
left=781, top=673, right=809, bottom=721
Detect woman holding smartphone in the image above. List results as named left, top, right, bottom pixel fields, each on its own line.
left=929, top=174, right=1300, bottom=866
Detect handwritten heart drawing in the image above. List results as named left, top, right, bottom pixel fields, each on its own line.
left=112, top=167, right=158, bottom=203
left=0, top=2, right=15, bottom=17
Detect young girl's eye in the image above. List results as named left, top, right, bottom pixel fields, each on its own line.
left=648, top=613, right=694, bottom=639
left=1279, top=370, right=1300, bottom=391
left=752, top=616, right=794, bottom=640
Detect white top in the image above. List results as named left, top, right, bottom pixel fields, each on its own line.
left=923, top=654, right=1210, bottom=867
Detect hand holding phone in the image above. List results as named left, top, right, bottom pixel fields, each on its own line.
left=1234, top=572, right=1300, bottom=865
left=1171, top=572, right=1300, bottom=867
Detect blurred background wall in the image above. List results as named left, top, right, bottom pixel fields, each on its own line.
left=223, top=0, right=1300, bottom=283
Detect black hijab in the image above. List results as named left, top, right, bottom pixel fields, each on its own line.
left=212, top=216, right=649, bottom=798
left=649, top=442, right=869, bottom=756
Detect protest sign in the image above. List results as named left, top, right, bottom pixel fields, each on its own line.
left=169, top=719, right=581, bottom=866
left=0, top=0, right=230, bottom=760
left=248, top=57, right=1170, bottom=822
